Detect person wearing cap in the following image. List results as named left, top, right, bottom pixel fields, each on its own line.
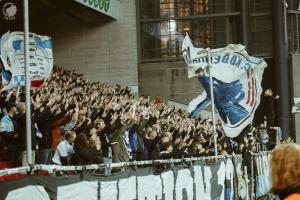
left=0, top=102, right=19, bottom=161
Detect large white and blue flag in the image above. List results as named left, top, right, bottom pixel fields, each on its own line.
left=0, top=31, right=53, bottom=91
left=183, top=34, right=267, bottom=138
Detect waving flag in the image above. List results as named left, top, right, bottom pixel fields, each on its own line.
left=183, top=34, right=267, bottom=138
left=0, top=31, right=53, bottom=91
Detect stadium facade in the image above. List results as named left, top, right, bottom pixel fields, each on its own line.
left=1, top=0, right=139, bottom=90
left=0, top=0, right=299, bottom=141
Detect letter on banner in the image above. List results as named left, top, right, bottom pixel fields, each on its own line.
left=194, top=165, right=212, bottom=200
left=225, top=159, right=235, bottom=200
left=175, top=169, right=194, bottom=200
left=137, top=175, right=162, bottom=200
left=6, top=185, right=50, bottom=200
left=161, top=171, right=175, bottom=200
left=216, top=161, right=226, bottom=200
left=118, top=176, right=136, bottom=200
left=0, top=31, right=53, bottom=91
left=57, top=181, right=98, bottom=200
left=100, top=181, right=118, bottom=200
left=233, top=156, right=247, bottom=200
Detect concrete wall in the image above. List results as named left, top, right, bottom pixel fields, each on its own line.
left=291, top=54, right=300, bottom=144
left=31, top=0, right=138, bottom=88
left=139, top=61, right=204, bottom=104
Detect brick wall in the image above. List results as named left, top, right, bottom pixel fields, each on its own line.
left=31, top=0, right=138, bottom=88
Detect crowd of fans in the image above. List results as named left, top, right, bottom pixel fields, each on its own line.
left=0, top=66, right=289, bottom=173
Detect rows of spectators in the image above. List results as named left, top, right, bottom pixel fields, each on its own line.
left=0, top=66, right=287, bottom=173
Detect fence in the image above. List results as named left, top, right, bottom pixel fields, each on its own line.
left=0, top=152, right=272, bottom=200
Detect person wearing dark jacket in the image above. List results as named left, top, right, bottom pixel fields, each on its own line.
left=0, top=102, right=19, bottom=161
left=143, top=130, right=159, bottom=160
left=159, top=136, right=175, bottom=159
left=96, top=118, right=120, bottom=175
left=263, top=89, right=279, bottom=127
left=16, top=102, right=37, bottom=166
left=34, top=105, right=53, bottom=164
left=110, top=118, right=130, bottom=163
left=35, top=101, right=66, bottom=164
left=71, top=133, right=102, bottom=165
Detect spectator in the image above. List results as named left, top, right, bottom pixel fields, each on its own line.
left=16, top=102, right=36, bottom=166
left=0, top=102, right=19, bottom=161
left=153, top=96, right=161, bottom=104
left=71, top=133, right=102, bottom=165
left=143, top=130, right=159, bottom=160
left=52, top=131, right=76, bottom=165
left=159, top=136, right=174, bottom=159
left=89, top=134, right=103, bottom=163
left=34, top=101, right=57, bottom=165
left=262, top=89, right=279, bottom=127
left=110, top=119, right=130, bottom=163
left=96, top=118, right=114, bottom=175
left=271, top=144, right=300, bottom=200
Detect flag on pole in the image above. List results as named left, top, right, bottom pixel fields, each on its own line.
left=183, top=34, right=267, bottom=138
left=0, top=31, right=53, bottom=91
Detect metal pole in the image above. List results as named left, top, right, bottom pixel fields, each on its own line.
left=207, top=48, right=218, bottom=156
left=250, top=154, right=255, bottom=200
left=271, top=0, right=291, bottom=138
left=238, top=0, right=251, bottom=52
left=23, top=0, right=32, bottom=164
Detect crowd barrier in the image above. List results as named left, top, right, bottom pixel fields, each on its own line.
left=0, top=152, right=272, bottom=200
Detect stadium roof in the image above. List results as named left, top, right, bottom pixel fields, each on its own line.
left=0, top=0, right=118, bottom=34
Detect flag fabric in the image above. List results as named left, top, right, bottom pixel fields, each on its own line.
left=0, top=31, right=53, bottom=91
left=233, top=156, right=248, bottom=200
left=292, top=98, right=300, bottom=114
left=187, top=90, right=211, bottom=118
left=183, top=34, right=267, bottom=138
left=254, top=154, right=271, bottom=197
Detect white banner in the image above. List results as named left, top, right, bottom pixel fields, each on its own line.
left=255, top=154, right=271, bottom=198
left=182, top=34, right=267, bottom=138
left=2, top=160, right=230, bottom=200
left=57, top=161, right=226, bottom=200
left=292, top=98, right=300, bottom=114
left=0, top=31, right=53, bottom=90
left=74, top=0, right=120, bottom=19
left=6, top=186, right=50, bottom=200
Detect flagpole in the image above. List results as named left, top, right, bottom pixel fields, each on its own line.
left=207, top=48, right=218, bottom=156
left=23, top=0, right=32, bottom=164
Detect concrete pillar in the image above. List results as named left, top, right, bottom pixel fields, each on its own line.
left=272, top=0, right=291, bottom=138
